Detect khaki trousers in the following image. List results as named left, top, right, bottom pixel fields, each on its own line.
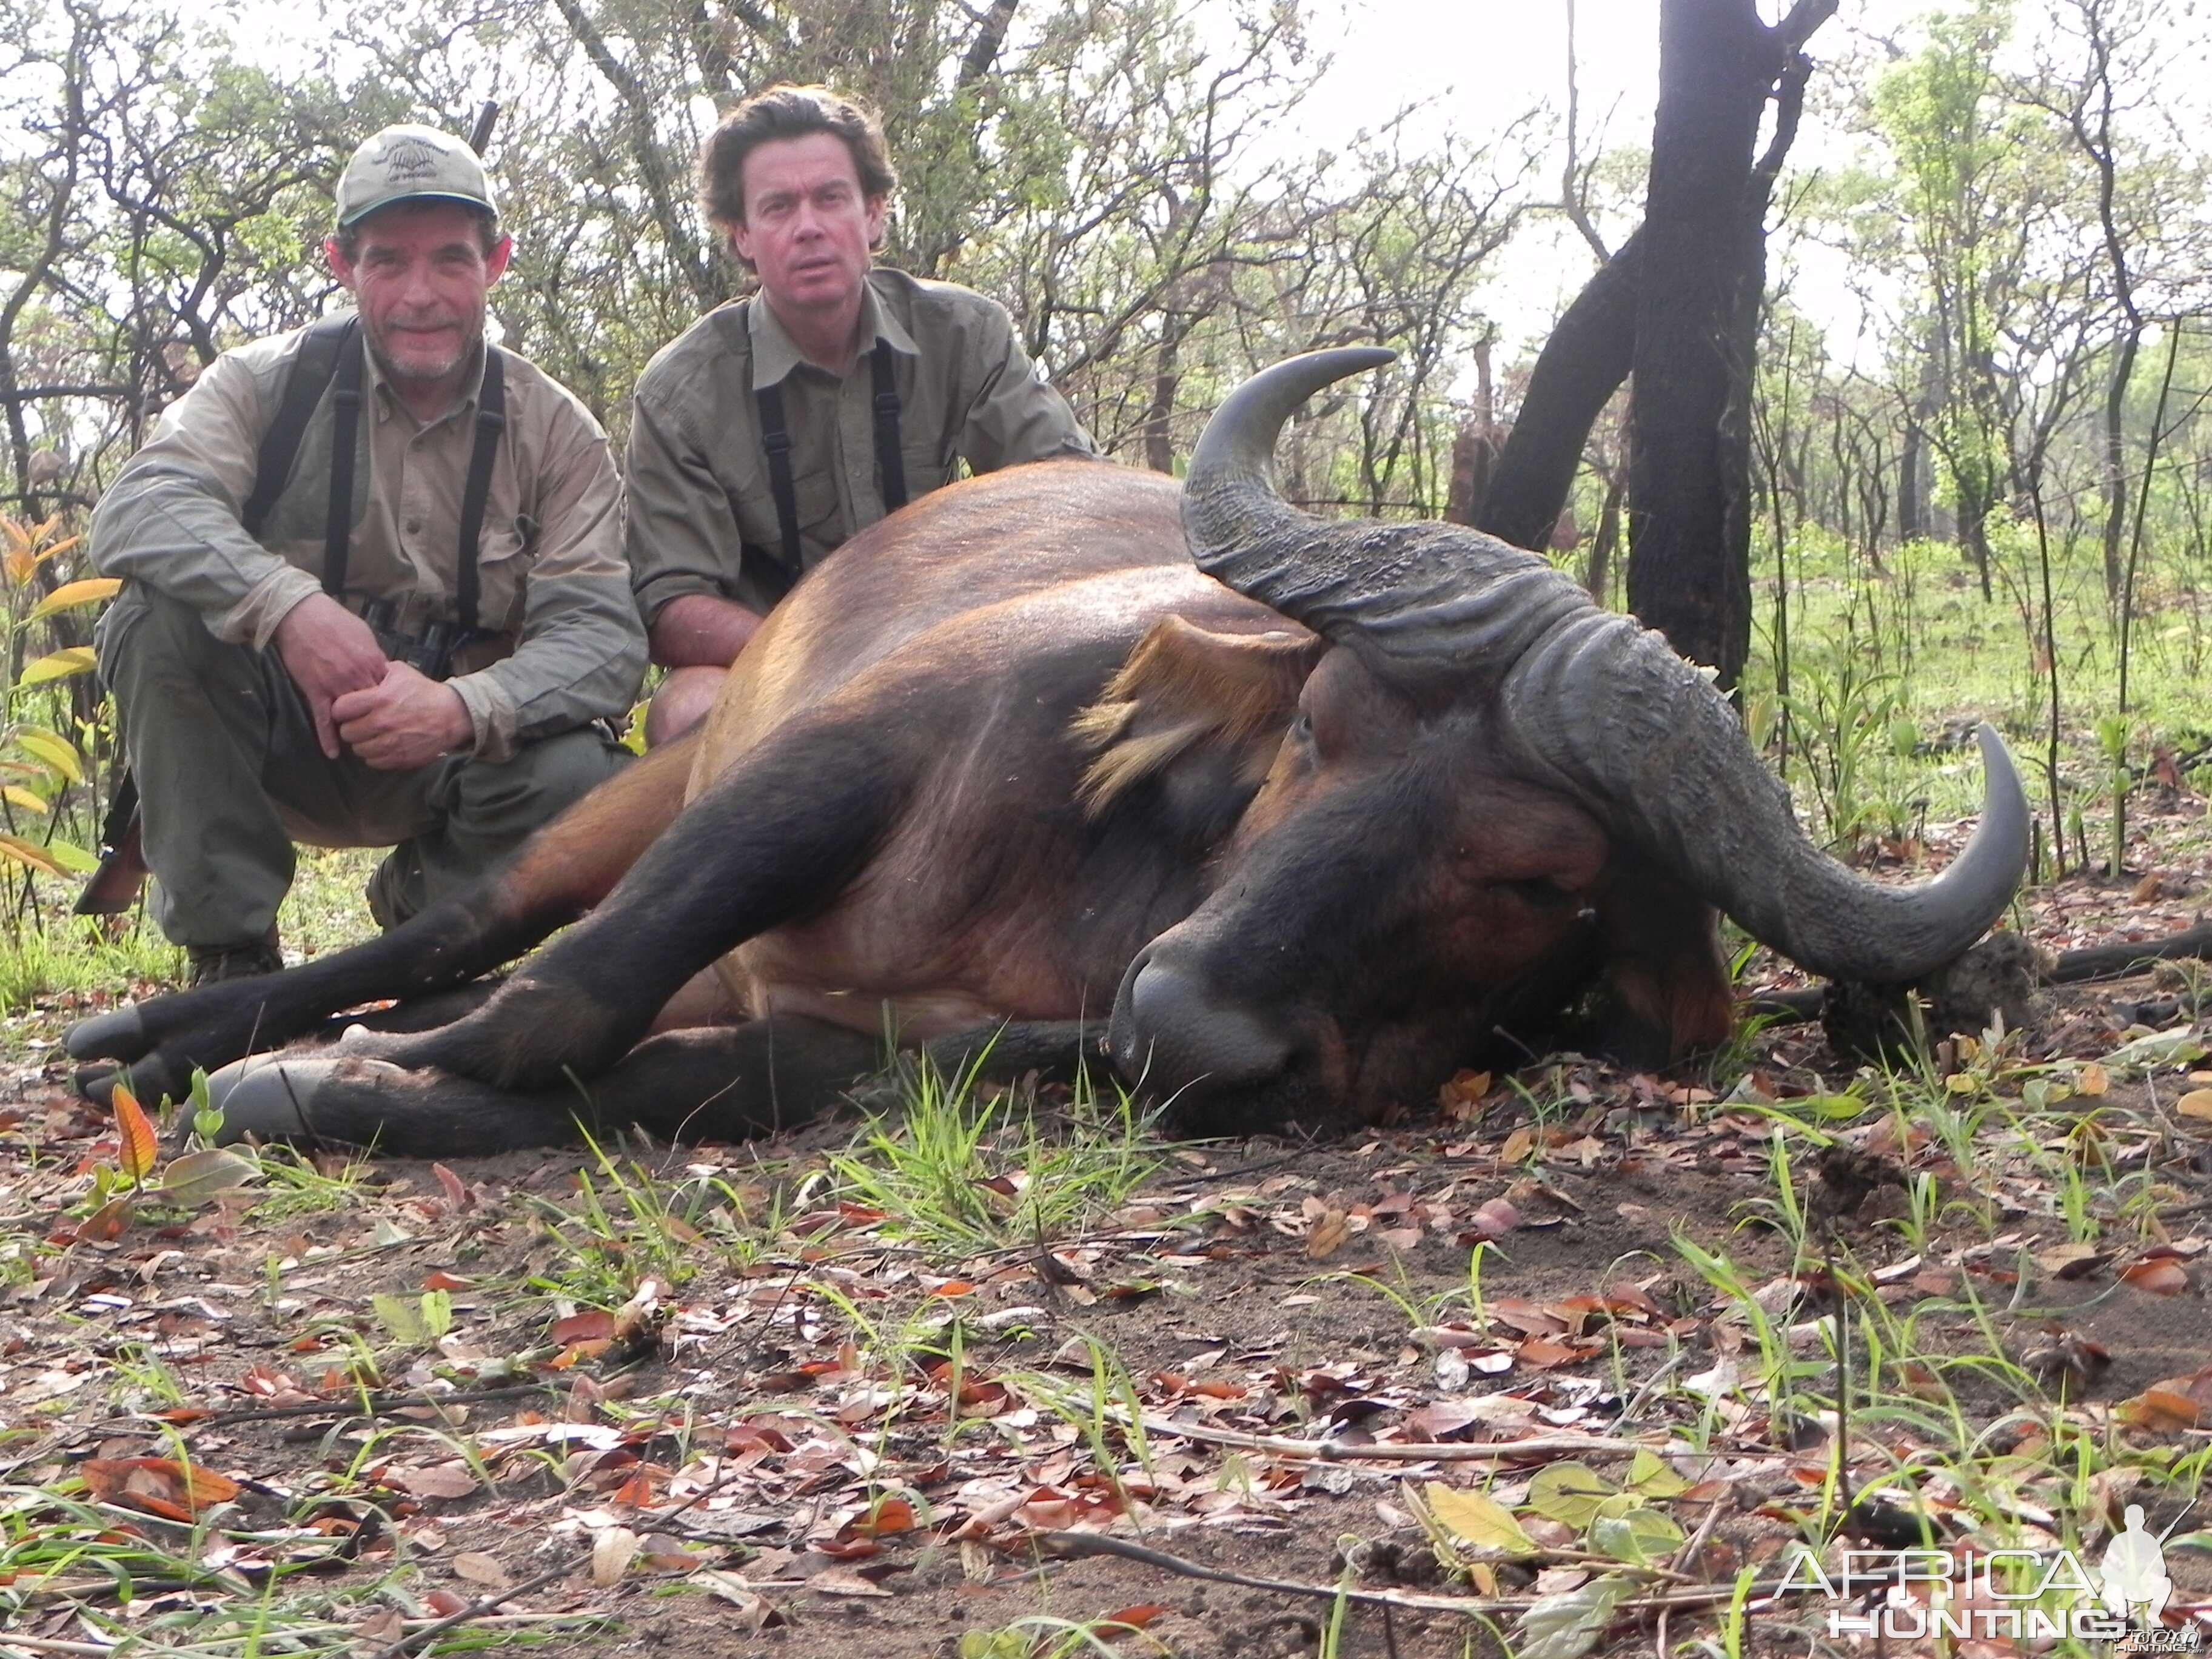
left=98, top=584, right=631, bottom=950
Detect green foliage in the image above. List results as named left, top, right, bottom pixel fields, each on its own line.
left=830, top=1046, right=1159, bottom=1255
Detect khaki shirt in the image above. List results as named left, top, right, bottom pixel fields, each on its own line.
left=625, top=269, right=1094, bottom=623
left=90, top=320, right=646, bottom=762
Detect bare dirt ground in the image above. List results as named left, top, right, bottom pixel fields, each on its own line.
left=6, top=802, right=2212, bottom=1658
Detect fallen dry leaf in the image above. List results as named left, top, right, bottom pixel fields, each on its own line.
left=2120, top=1258, right=2190, bottom=1296
left=811, top=1565, right=894, bottom=1597
left=592, top=1524, right=640, bottom=1586
left=81, top=1457, right=240, bottom=1520
left=1306, top=1209, right=1352, bottom=1260
left=451, top=1551, right=509, bottom=1588
left=383, top=1461, right=480, bottom=1500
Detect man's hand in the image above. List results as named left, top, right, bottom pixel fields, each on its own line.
left=332, top=662, right=474, bottom=771
left=649, top=592, right=761, bottom=668
left=273, top=593, right=389, bottom=758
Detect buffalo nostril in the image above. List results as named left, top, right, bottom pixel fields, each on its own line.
left=1121, top=957, right=1291, bottom=1088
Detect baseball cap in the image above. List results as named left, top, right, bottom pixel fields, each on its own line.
left=335, top=124, right=497, bottom=229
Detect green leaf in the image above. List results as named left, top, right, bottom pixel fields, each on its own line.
left=420, top=1289, right=454, bottom=1340
left=1423, top=1482, right=1541, bottom=1556
left=1626, top=1449, right=1690, bottom=1498
left=1516, top=1576, right=1630, bottom=1659
left=372, top=1293, right=426, bottom=1345
left=42, top=838, right=96, bottom=874
left=1589, top=1506, right=1684, bottom=1565
left=18, top=646, right=96, bottom=685
left=1529, top=1463, right=1618, bottom=1530
left=14, top=726, right=81, bottom=783
left=159, top=1147, right=261, bottom=1205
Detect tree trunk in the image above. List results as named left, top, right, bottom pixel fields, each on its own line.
left=1472, top=0, right=1831, bottom=666
left=1475, top=230, right=1641, bottom=551
left=1623, top=0, right=1795, bottom=690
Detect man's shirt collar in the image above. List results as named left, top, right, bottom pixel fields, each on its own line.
left=747, top=278, right=919, bottom=387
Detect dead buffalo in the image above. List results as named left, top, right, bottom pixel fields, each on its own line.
left=66, top=349, right=2028, bottom=1153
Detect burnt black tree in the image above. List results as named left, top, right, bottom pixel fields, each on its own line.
left=1477, top=0, right=1835, bottom=690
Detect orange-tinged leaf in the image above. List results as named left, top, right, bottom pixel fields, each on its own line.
left=1102, top=1605, right=1170, bottom=1632
left=551, top=1309, right=615, bottom=1345
left=2121, top=1258, right=2189, bottom=1295
left=81, top=1458, right=240, bottom=1517
left=2078, top=1062, right=2110, bottom=1096
left=75, top=1195, right=135, bottom=1242
left=421, top=1270, right=472, bottom=1291
left=112, top=1084, right=158, bottom=1182
left=2116, top=1388, right=2204, bottom=1432
left=1516, top=1338, right=1588, bottom=1369
left=423, top=1589, right=469, bottom=1617
left=850, top=1496, right=916, bottom=1537
left=2177, top=1088, right=2212, bottom=1122
left=28, top=577, right=120, bottom=619
left=0, top=833, right=64, bottom=876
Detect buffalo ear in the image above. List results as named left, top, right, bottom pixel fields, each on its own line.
left=1073, top=616, right=1322, bottom=816
left=1586, top=862, right=1735, bottom=1066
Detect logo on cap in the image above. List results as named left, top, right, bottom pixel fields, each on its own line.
left=380, top=136, right=446, bottom=186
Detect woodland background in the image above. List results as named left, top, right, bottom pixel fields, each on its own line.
left=4, top=0, right=2212, bottom=962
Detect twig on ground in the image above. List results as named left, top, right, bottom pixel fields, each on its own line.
left=1132, top=1413, right=1671, bottom=1463
left=363, top=1557, right=582, bottom=1659
left=1039, top=1532, right=1793, bottom=1618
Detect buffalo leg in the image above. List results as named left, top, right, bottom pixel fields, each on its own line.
left=207, top=1017, right=888, bottom=1156
left=65, top=734, right=699, bottom=1107
left=206, top=1017, right=1102, bottom=1156
left=360, top=714, right=911, bottom=1094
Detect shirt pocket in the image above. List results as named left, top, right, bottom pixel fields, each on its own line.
left=898, top=439, right=955, bottom=498
left=472, top=520, right=531, bottom=633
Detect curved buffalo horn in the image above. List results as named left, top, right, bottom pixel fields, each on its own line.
left=1184, top=350, right=2029, bottom=985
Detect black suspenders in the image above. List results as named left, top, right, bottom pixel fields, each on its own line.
left=749, top=326, right=905, bottom=593
left=243, top=315, right=505, bottom=629
left=453, top=351, right=506, bottom=634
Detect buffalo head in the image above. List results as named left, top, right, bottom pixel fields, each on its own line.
left=1107, top=349, right=2028, bottom=1130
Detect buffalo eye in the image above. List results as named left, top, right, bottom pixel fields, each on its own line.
left=1489, top=875, right=1581, bottom=911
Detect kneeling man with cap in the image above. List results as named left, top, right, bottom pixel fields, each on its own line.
left=89, top=123, right=645, bottom=984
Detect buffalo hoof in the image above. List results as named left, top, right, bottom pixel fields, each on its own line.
left=204, top=1057, right=363, bottom=1147
left=76, top=1053, right=186, bottom=1112
left=65, top=1004, right=147, bottom=1064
